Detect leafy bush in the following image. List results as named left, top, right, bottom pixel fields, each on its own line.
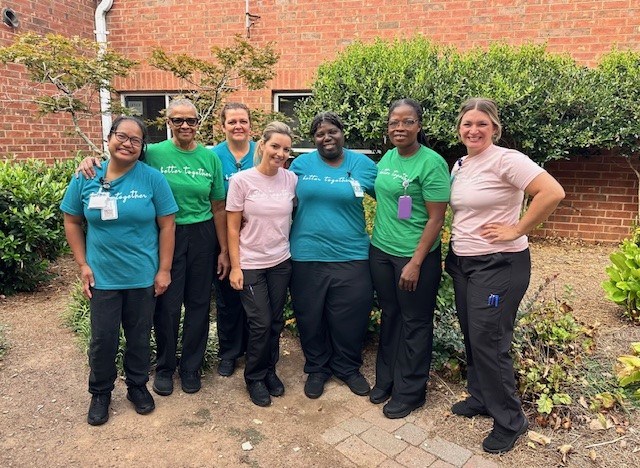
left=297, top=38, right=595, bottom=164
left=601, top=230, right=640, bottom=324
left=0, top=158, right=78, bottom=295
left=616, top=342, right=640, bottom=400
left=64, top=280, right=220, bottom=374
left=513, top=280, right=596, bottom=416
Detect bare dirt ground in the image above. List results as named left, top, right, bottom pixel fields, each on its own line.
left=0, top=239, right=638, bottom=467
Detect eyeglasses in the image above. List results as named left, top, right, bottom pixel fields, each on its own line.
left=388, top=119, right=418, bottom=129
left=168, top=117, right=199, bottom=127
left=112, top=131, right=143, bottom=148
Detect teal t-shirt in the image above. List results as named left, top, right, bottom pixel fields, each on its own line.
left=60, top=161, right=178, bottom=290
left=145, top=140, right=225, bottom=225
left=371, top=145, right=450, bottom=257
left=289, top=149, right=378, bottom=261
left=211, top=140, right=256, bottom=193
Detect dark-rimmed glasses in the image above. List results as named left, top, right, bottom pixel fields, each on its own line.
left=168, top=117, right=199, bottom=127
left=112, top=131, right=143, bottom=148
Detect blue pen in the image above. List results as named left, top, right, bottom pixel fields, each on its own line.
left=488, top=294, right=500, bottom=307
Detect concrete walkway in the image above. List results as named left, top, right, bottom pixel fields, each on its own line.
left=314, top=377, right=500, bottom=468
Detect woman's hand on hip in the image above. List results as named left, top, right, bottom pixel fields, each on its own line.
left=480, top=223, right=522, bottom=243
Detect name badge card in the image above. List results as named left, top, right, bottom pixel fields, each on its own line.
left=101, top=198, right=118, bottom=220
left=88, top=191, right=109, bottom=209
left=349, top=179, right=365, bottom=198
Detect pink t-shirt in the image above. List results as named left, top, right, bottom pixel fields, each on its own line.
left=449, top=144, right=545, bottom=256
left=226, top=167, right=298, bottom=269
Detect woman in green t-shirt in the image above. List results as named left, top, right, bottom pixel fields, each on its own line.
left=369, top=99, right=450, bottom=419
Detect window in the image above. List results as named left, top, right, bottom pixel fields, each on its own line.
left=273, top=92, right=314, bottom=152
left=122, top=94, right=171, bottom=143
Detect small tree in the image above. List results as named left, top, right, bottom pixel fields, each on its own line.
left=148, top=34, right=282, bottom=144
left=0, top=33, right=137, bottom=156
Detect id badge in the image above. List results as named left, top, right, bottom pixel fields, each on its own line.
left=101, top=198, right=118, bottom=220
left=88, top=191, right=109, bottom=209
left=397, top=195, right=412, bottom=219
left=349, top=179, right=365, bottom=198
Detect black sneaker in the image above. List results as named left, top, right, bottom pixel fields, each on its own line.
left=451, top=399, right=488, bottom=418
left=152, top=373, right=173, bottom=396
left=382, top=398, right=425, bottom=419
left=247, top=381, right=271, bottom=407
left=180, top=370, right=202, bottom=394
left=341, top=372, right=371, bottom=396
left=482, top=418, right=529, bottom=454
left=87, top=393, right=111, bottom=426
left=265, top=371, right=285, bottom=397
left=218, top=359, right=236, bottom=377
left=304, top=373, right=328, bottom=399
left=369, top=387, right=391, bottom=404
left=126, top=385, right=155, bottom=415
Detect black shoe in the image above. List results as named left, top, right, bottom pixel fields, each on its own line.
left=265, top=371, right=285, bottom=397
left=482, top=418, right=529, bottom=454
left=247, top=381, right=271, bottom=407
left=382, top=398, right=425, bottom=419
left=304, top=373, right=328, bottom=399
left=369, top=387, right=391, bottom=404
left=87, top=393, right=111, bottom=426
left=218, top=359, right=236, bottom=377
left=126, top=385, right=155, bottom=415
left=341, top=372, right=371, bottom=396
left=180, top=370, right=202, bottom=394
left=152, top=373, right=173, bottom=396
left=451, top=399, right=488, bottom=418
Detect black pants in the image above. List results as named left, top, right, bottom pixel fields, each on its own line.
left=154, top=220, right=217, bottom=377
left=239, top=259, right=292, bottom=384
left=88, top=286, right=155, bottom=394
left=370, top=245, right=441, bottom=405
left=445, top=248, right=530, bottom=433
left=213, top=243, right=248, bottom=361
left=290, top=260, right=373, bottom=379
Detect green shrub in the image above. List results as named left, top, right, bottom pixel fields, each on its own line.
left=297, top=38, right=596, bottom=164
left=513, top=281, right=596, bottom=416
left=0, top=158, right=78, bottom=294
left=64, top=280, right=220, bottom=374
left=615, top=342, right=640, bottom=401
left=601, top=231, right=640, bottom=324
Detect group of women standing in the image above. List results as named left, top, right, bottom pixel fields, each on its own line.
left=64, top=96, right=564, bottom=454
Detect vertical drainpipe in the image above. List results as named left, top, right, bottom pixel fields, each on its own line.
left=94, top=0, right=115, bottom=157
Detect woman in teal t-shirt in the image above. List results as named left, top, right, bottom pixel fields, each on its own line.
left=369, top=99, right=450, bottom=419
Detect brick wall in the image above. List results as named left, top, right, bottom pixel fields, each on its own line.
left=2, top=1, right=639, bottom=241
left=532, top=153, right=638, bottom=243
left=0, top=0, right=100, bottom=163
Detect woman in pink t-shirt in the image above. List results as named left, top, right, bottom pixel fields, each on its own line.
left=226, top=122, right=298, bottom=407
left=445, top=98, right=564, bottom=454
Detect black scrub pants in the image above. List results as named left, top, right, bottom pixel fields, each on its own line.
left=444, top=248, right=530, bottom=433
left=88, top=286, right=155, bottom=394
left=290, top=260, right=373, bottom=380
left=154, top=220, right=217, bottom=378
left=239, top=259, right=292, bottom=385
left=213, top=243, right=248, bottom=361
left=370, top=245, right=441, bottom=405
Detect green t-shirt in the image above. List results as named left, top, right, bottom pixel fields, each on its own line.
left=145, top=140, right=225, bottom=225
left=371, top=145, right=450, bottom=257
